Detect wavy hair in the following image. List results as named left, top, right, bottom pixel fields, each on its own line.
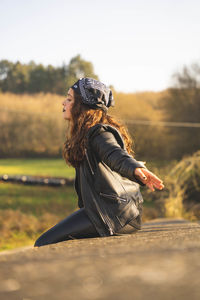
left=62, top=91, right=135, bottom=168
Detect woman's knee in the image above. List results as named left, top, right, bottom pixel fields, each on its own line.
left=34, top=231, right=56, bottom=247
left=34, top=239, right=42, bottom=247
left=34, top=235, right=46, bottom=247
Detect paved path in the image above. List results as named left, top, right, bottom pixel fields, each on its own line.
left=0, top=218, right=200, bottom=300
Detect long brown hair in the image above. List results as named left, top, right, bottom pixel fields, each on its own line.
left=62, top=91, right=135, bottom=168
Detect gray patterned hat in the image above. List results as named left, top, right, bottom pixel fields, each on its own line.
left=70, top=77, right=114, bottom=113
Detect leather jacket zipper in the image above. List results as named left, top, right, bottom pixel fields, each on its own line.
left=104, top=214, right=114, bottom=235
left=93, top=196, right=114, bottom=235
left=85, top=148, right=94, bottom=175
left=85, top=148, right=113, bottom=235
left=100, top=192, right=127, bottom=202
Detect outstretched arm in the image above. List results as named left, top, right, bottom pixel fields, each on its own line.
left=91, top=131, right=147, bottom=185
left=91, top=130, right=164, bottom=190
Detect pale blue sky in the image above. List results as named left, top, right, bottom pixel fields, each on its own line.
left=1, top=0, right=200, bottom=92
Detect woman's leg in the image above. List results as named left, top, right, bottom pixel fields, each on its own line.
left=34, top=208, right=100, bottom=247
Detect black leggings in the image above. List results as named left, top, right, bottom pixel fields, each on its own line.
left=34, top=208, right=138, bottom=247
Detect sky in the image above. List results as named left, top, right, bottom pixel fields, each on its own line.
left=0, top=0, right=200, bottom=92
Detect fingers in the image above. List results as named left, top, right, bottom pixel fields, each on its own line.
left=146, top=180, right=164, bottom=192
left=146, top=174, right=164, bottom=190
left=142, top=169, right=164, bottom=186
left=153, top=181, right=164, bottom=190
left=134, top=167, right=165, bottom=191
left=143, top=169, right=163, bottom=183
left=146, top=182, right=155, bottom=192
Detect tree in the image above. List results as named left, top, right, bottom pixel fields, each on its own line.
left=0, top=55, right=99, bottom=94
left=0, top=60, right=30, bottom=93
left=161, top=63, right=200, bottom=122
left=159, top=62, right=200, bottom=158
left=0, top=60, right=14, bottom=92
left=65, top=54, right=99, bottom=93
left=28, top=64, right=48, bottom=93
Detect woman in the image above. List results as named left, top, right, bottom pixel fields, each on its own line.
left=34, top=78, right=164, bottom=247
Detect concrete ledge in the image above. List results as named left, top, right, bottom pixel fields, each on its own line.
left=0, top=218, right=200, bottom=300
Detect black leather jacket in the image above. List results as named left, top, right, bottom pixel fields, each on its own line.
left=74, top=123, right=146, bottom=236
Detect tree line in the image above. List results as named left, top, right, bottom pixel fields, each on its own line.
left=159, top=62, right=200, bottom=159
left=0, top=55, right=98, bottom=94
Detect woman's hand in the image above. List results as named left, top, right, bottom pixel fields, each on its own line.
left=134, top=167, right=164, bottom=192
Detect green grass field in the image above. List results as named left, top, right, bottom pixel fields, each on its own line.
left=0, top=158, right=175, bottom=252
left=0, top=158, right=75, bottom=178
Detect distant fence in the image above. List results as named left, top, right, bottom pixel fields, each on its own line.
left=125, top=120, right=200, bottom=128
left=0, top=174, right=74, bottom=187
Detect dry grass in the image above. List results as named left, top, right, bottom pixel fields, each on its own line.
left=111, top=90, right=165, bottom=121
left=0, top=92, right=63, bottom=115
left=0, top=91, right=165, bottom=120
left=0, top=91, right=170, bottom=160
left=0, top=208, right=64, bottom=251
left=163, top=150, right=200, bottom=221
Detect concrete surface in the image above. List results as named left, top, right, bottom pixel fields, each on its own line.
left=0, top=218, right=200, bottom=300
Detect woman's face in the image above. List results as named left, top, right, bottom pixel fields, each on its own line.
left=62, top=88, right=75, bottom=121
